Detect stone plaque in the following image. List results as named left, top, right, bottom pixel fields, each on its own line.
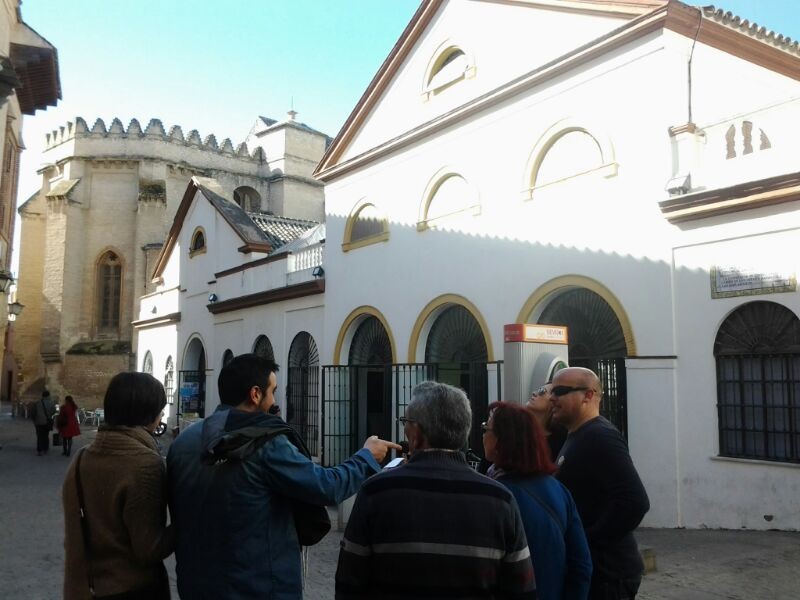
left=711, top=265, right=796, bottom=298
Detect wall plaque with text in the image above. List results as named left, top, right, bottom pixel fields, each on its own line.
left=711, top=265, right=796, bottom=299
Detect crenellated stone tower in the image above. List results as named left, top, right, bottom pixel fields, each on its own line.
left=16, top=113, right=329, bottom=405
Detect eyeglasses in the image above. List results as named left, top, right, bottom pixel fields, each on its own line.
left=532, top=386, right=549, bottom=397
left=397, top=416, right=417, bottom=425
left=550, top=385, right=594, bottom=397
left=480, top=422, right=493, bottom=432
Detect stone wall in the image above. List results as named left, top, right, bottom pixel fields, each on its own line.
left=61, top=352, right=132, bottom=409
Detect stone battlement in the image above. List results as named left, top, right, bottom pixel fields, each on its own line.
left=45, top=117, right=265, bottom=162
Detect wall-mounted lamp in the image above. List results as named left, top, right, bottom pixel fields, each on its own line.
left=208, top=293, right=218, bottom=303
left=312, top=266, right=325, bottom=278
left=0, top=270, right=14, bottom=294
left=8, top=301, right=23, bottom=320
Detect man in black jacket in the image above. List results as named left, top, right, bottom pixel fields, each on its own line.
left=551, top=367, right=649, bottom=600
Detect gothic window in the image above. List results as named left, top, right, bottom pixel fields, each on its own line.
left=164, top=356, right=175, bottom=405
left=342, top=203, right=388, bottom=251
left=190, top=227, right=206, bottom=256
left=142, top=351, right=153, bottom=374
left=96, top=251, right=122, bottom=333
left=419, top=174, right=479, bottom=230
left=715, top=301, right=800, bottom=463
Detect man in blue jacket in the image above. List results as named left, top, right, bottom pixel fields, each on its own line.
left=168, top=353, right=399, bottom=599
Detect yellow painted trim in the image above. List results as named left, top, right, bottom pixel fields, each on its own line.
left=189, top=226, right=207, bottom=257
left=407, top=294, right=494, bottom=363
left=515, top=275, right=636, bottom=356
left=524, top=118, right=617, bottom=198
left=333, top=306, right=397, bottom=366
left=342, top=202, right=389, bottom=253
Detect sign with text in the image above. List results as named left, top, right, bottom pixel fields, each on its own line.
left=504, top=323, right=568, bottom=344
left=711, top=265, right=796, bottom=299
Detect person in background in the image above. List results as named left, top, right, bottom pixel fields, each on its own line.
left=551, top=367, right=649, bottom=600
left=62, top=372, right=173, bottom=599
left=336, top=381, right=536, bottom=599
left=32, top=389, right=56, bottom=456
left=58, top=395, right=81, bottom=457
left=527, top=382, right=568, bottom=460
left=484, top=401, right=592, bottom=600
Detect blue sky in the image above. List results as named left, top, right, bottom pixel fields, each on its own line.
left=15, top=0, right=800, bottom=212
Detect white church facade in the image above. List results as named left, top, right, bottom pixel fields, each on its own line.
left=139, top=0, right=800, bottom=531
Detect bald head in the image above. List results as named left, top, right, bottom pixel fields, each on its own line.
left=550, top=366, right=603, bottom=432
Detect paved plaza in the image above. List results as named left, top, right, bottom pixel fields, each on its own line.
left=1, top=403, right=797, bottom=599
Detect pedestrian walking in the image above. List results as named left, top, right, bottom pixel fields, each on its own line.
left=167, top=353, right=399, bottom=600
left=336, top=381, right=537, bottom=599
left=32, top=390, right=56, bottom=456
left=484, top=401, right=592, bottom=600
left=551, top=367, right=650, bottom=600
left=62, top=372, right=174, bottom=600
left=57, top=395, right=81, bottom=457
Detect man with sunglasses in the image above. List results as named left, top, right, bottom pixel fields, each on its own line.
left=550, top=367, right=649, bottom=600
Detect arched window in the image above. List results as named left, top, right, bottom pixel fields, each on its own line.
left=222, top=349, right=234, bottom=367
left=253, top=335, right=275, bottom=361
left=287, top=332, right=319, bottom=455
left=423, top=44, right=474, bottom=98
left=418, top=174, right=479, bottom=231
left=233, top=186, right=262, bottom=212
left=342, top=203, right=388, bottom=252
left=190, top=227, right=206, bottom=256
left=164, top=356, right=175, bottom=405
left=96, top=251, right=122, bottom=334
left=715, top=301, right=800, bottom=463
left=142, top=351, right=153, bottom=374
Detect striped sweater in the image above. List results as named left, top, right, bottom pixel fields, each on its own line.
left=335, top=450, right=537, bottom=599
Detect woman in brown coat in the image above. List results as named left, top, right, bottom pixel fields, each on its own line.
left=62, top=372, right=174, bottom=600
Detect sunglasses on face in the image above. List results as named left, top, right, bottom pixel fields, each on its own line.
left=532, top=386, right=549, bottom=397
left=550, top=385, right=593, bottom=397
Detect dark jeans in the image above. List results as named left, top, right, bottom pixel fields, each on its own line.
left=63, top=437, right=74, bottom=455
left=35, top=425, right=50, bottom=453
left=589, top=576, right=642, bottom=600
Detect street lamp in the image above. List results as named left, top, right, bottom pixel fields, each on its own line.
left=0, top=270, right=13, bottom=294
left=8, top=301, right=23, bottom=319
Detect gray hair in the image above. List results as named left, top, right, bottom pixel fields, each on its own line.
left=407, top=381, right=472, bottom=450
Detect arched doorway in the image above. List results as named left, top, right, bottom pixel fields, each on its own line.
left=538, top=288, right=629, bottom=437
left=180, top=337, right=206, bottom=418
left=253, top=335, right=275, bottom=361
left=287, top=332, right=319, bottom=455
left=715, top=301, right=800, bottom=463
left=349, top=316, right=394, bottom=443
left=424, top=304, right=489, bottom=453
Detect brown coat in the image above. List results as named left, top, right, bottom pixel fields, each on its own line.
left=62, top=426, right=174, bottom=599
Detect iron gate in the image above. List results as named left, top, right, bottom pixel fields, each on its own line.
left=569, top=357, right=628, bottom=439
left=321, top=361, right=503, bottom=466
left=177, top=370, right=206, bottom=418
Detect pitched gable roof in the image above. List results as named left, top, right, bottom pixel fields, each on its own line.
left=314, top=0, right=800, bottom=181
left=247, top=213, right=319, bottom=251
left=151, top=177, right=273, bottom=279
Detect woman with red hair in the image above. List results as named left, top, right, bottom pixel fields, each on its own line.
left=483, top=401, right=592, bottom=600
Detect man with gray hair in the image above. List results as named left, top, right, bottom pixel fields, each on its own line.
left=335, top=381, right=537, bottom=599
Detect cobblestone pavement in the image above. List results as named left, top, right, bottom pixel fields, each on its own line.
left=2, top=404, right=798, bottom=599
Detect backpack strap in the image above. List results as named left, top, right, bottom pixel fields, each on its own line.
left=74, top=448, right=97, bottom=597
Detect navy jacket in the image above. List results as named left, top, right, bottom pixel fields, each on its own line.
left=498, top=474, right=592, bottom=600
left=167, top=405, right=381, bottom=600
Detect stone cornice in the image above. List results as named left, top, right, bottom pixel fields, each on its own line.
left=207, top=280, right=324, bottom=314
left=131, top=312, right=181, bottom=329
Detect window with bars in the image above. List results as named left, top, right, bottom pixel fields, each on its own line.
left=97, top=251, right=122, bottom=333
left=715, top=302, right=800, bottom=463
left=164, top=356, right=175, bottom=405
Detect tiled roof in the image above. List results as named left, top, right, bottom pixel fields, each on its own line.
left=272, top=223, right=325, bottom=255
left=247, top=213, right=319, bottom=254
left=702, top=6, right=800, bottom=57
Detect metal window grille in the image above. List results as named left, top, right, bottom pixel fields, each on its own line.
left=164, top=357, right=175, bottom=405
left=287, top=332, right=319, bottom=456
left=717, top=353, right=799, bottom=463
